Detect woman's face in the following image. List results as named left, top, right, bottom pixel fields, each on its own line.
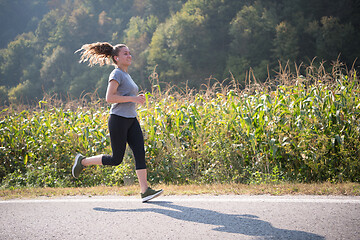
left=116, top=47, right=132, bottom=67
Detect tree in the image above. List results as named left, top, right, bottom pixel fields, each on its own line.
left=148, top=0, right=218, bottom=87
left=0, top=0, right=49, bottom=48
left=272, top=21, right=299, bottom=63
left=227, top=3, right=277, bottom=83
left=124, top=16, right=159, bottom=88
left=35, top=10, right=61, bottom=49
left=8, top=79, right=41, bottom=104
left=0, top=33, right=38, bottom=88
left=145, top=0, right=187, bottom=21
left=40, top=46, right=70, bottom=94
left=1, top=0, right=360, bottom=105
left=306, top=16, right=356, bottom=64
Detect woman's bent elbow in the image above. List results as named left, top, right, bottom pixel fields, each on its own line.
left=105, top=95, right=113, bottom=103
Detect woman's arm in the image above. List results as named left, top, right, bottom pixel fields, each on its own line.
left=105, top=80, right=145, bottom=104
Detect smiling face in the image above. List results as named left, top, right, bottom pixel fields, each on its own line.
left=115, top=46, right=132, bottom=69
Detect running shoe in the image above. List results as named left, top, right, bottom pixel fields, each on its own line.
left=72, top=154, right=85, bottom=178
left=141, top=187, right=163, bottom=202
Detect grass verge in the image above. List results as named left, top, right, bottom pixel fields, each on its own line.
left=1, top=182, right=359, bottom=200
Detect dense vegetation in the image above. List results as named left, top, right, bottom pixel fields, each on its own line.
left=1, top=1, right=359, bottom=188
left=1, top=62, right=359, bottom=188
left=1, top=0, right=360, bottom=104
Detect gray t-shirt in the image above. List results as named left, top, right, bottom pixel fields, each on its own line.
left=108, top=68, right=139, bottom=118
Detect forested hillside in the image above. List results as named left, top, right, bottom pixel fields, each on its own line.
left=1, top=0, right=360, bottom=104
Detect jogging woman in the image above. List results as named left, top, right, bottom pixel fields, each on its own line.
left=72, top=42, right=163, bottom=202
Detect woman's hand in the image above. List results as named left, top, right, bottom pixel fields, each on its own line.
left=134, top=94, right=146, bottom=105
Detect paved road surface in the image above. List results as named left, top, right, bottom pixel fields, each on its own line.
left=1, top=195, right=359, bottom=239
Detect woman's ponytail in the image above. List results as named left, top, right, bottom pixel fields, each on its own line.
left=76, top=42, right=127, bottom=67
left=76, top=42, right=114, bottom=67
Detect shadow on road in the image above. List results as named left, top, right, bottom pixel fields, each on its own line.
left=94, top=201, right=324, bottom=239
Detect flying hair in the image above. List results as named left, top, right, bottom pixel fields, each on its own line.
left=75, top=42, right=127, bottom=67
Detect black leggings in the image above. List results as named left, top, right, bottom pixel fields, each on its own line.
left=102, top=114, right=146, bottom=170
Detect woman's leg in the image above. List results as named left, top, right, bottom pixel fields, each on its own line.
left=102, top=114, right=131, bottom=166
left=81, top=155, right=103, bottom=166
left=127, top=118, right=148, bottom=193
left=136, top=169, right=148, bottom=194
left=74, top=114, right=129, bottom=176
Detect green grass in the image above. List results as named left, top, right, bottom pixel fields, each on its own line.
left=1, top=61, right=360, bottom=188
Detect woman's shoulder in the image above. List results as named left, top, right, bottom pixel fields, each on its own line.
left=111, top=68, right=129, bottom=77
left=110, top=68, right=122, bottom=75
left=109, top=68, right=124, bottom=80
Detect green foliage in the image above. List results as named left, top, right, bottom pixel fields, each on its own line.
left=0, top=0, right=49, bottom=48
left=1, top=63, right=359, bottom=188
left=148, top=0, right=210, bottom=85
left=273, top=21, right=299, bottom=63
left=306, top=16, right=356, bottom=62
left=1, top=0, right=360, bottom=104
left=227, top=3, right=276, bottom=83
left=124, top=15, right=159, bottom=87
left=0, top=86, right=8, bottom=105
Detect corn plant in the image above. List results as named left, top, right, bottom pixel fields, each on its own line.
left=1, top=62, right=359, bottom=188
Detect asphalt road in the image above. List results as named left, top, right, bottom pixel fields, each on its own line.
left=1, top=195, right=359, bottom=240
